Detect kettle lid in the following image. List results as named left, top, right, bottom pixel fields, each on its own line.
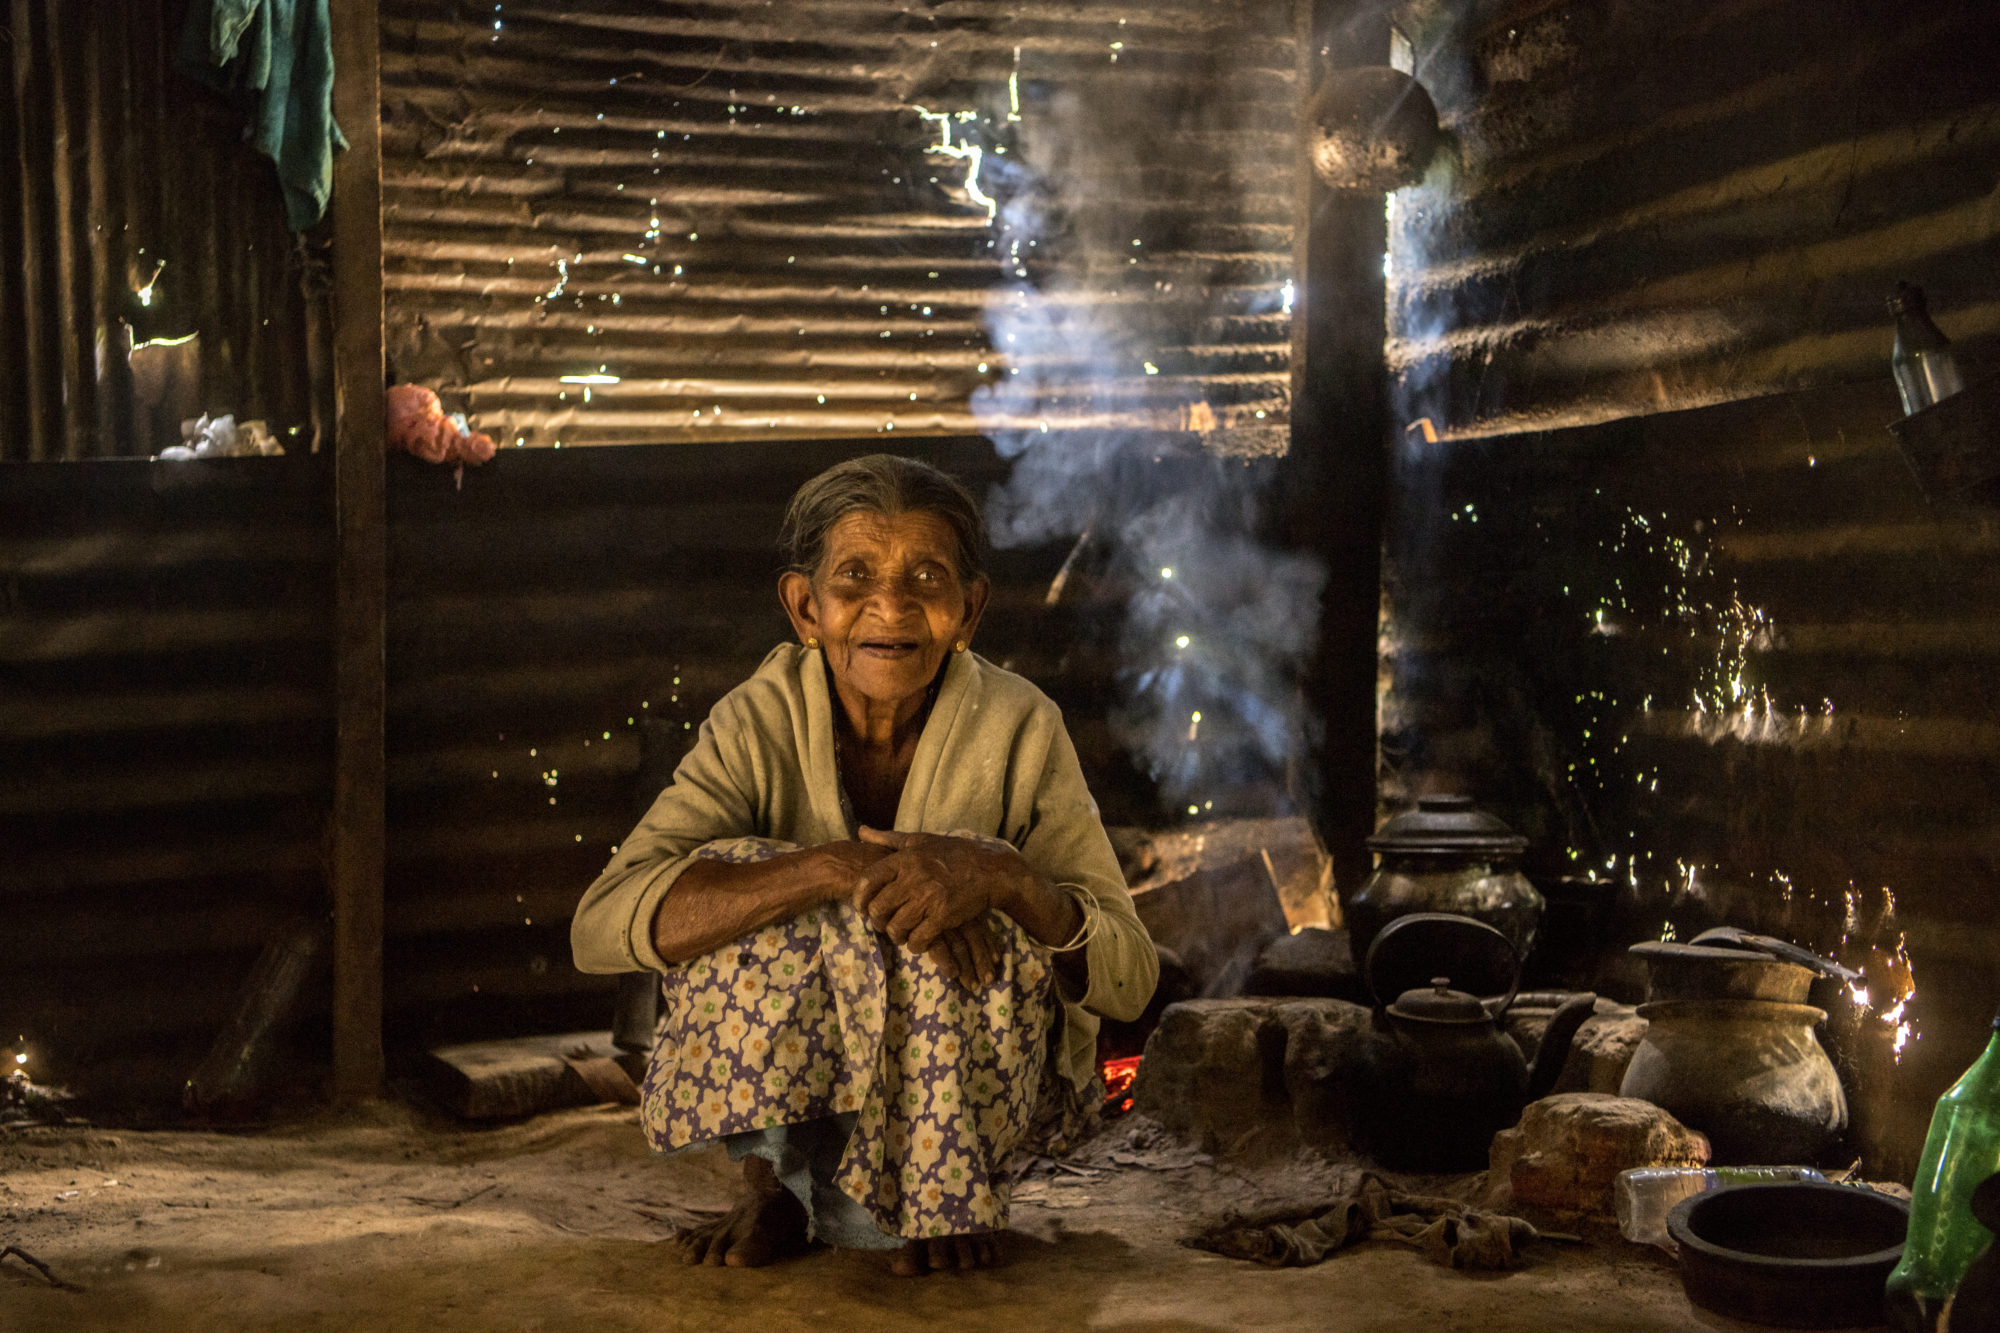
left=1367, top=795, right=1529, bottom=858
left=1389, top=976, right=1491, bottom=1023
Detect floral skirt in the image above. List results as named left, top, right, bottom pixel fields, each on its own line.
left=639, top=836, right=1067, bottom=1243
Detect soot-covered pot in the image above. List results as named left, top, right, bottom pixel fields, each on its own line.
left=1347, top=795, right=1543, bottom=964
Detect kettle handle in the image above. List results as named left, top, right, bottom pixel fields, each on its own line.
left=1362, top=911, right=1522, bottom=1013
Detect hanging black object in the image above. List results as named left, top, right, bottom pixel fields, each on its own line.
left=1882, top=284, right=2000, bottom=501
left=1308, top=66, right=1441, bottom=192
left=1890, top=283, right=1966, bottom=417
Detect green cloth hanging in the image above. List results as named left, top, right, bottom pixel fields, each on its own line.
left=181, top=0, right=347, bottom=231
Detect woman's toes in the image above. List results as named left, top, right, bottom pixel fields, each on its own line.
left=671, top=1220, right=719, bottom=1266
left=892, top=1241, right=926, bottom=1276
left=721, top=1238, right=765, bottom=1266
left=701, top=1228, right=733, bottom=1265
left=894, top=1234, right=996, bottom=1276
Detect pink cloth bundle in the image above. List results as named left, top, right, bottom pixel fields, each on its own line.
left=386, top=384, right=496, bottom=466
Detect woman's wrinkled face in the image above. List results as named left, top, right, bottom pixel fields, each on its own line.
left=780, top=509, right=987, bottom=715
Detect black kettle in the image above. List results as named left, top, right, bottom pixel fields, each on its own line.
left=1358, top=913, right=1597, bottom=1172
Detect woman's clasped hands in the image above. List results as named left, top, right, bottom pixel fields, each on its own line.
left=841, top=827, right=1028, bottom=990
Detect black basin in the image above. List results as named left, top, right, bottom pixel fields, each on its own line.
left=1668, top=1182, right=1909, bottom=1328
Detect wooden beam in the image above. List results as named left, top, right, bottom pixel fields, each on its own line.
left=1286, top=1, right=1393, bottom=895
left=328, top=0, right=386, bottom=1103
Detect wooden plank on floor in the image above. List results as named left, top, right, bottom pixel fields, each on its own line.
left=424, top=1031, right=641, bottom=1120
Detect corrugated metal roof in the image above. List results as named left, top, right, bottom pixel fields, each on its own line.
left=1387, top=0, right=2000, bottom=438
left=0, top=0, right=327, bottom=462
left=379, top=0, right=1302, bottom=450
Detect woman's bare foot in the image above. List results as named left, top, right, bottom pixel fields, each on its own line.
left=671, top=1156, right=808, bottom=1267
left=891, top=1233, right=1000, bottom=1276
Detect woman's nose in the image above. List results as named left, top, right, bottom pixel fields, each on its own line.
left=867, top=575, right=926, bottom=617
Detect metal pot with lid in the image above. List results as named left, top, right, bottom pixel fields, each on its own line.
left=1347, top=795, right=1544, bottom=963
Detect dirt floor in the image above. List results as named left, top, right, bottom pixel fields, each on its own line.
left=0, top=1102, right=1877, bottom=1333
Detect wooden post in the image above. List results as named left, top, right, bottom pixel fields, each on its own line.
left=1287, top=1, right=1393, bottom=895
left=328, top=0, right=386, bottom=1103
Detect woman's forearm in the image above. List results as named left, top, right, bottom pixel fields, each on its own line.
left=997, top=867, right=1091, bottom=995
left=650, top=849, right=847, bottom=964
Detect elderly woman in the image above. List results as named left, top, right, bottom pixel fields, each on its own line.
left=571, top=454, right=1157, bottom=1276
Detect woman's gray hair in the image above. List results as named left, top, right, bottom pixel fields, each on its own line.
left=779, top=454, right=990, bottom=583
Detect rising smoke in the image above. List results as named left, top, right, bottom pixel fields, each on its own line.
left=967, top=47, right=1323, bottom=818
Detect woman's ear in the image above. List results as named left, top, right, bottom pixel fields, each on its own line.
left=778, top=570, right=819, bottom=644
left=958, top=576, right=991, bottom=646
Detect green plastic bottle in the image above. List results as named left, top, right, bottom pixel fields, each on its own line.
left=1885, top=1005, right=2000, bottom=1332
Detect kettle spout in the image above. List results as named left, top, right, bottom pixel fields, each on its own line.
left=1525, top=993, right=1599, bottom=1103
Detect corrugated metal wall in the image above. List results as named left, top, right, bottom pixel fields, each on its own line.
left=380, top=435, right=1129, bottom=1047
left=1387, top=0, right=2000, bottom=439
left=0, top=438, right=1135, bottom=1088
left=0, top=458, right=334, bottom=1101
left=0, top=0, right=328, bottom=462
left=1379, top=0, right=2000, bottom=1174
left=378, top=0, right=1301, bottom=451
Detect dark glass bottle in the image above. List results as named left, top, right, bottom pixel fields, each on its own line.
left=1885, top=1006, right=2000, bottom=1331
left=1891, top=282, right=1966, bottom=417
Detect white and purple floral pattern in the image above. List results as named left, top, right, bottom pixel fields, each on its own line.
left=639, top=836, right=1058, bottom=1241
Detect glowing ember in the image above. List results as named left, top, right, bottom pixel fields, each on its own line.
left=1101, top=1055, right=1141, bottom=1116
left=1835, top=888, right=1920, bottom=1064
left=1876, top=927, right=1920, bottom=1062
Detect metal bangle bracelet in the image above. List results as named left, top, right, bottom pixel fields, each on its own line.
left=1048, top=885, right=1101, bottom=953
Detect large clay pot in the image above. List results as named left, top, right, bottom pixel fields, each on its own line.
left=1620, top=999, right=1848, bottom=1164
left=1347, top=796, right=1544, bottom=964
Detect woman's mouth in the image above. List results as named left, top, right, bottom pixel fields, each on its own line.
left=856, top=639, right=921, bottom=658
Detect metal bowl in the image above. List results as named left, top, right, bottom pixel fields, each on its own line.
left=1668, top=1182, right=1908, bottom=1328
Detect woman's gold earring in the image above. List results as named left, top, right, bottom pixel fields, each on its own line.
left=805, top=637, right=820, bottom=650
left=953, top=641, right=967, bottom=654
